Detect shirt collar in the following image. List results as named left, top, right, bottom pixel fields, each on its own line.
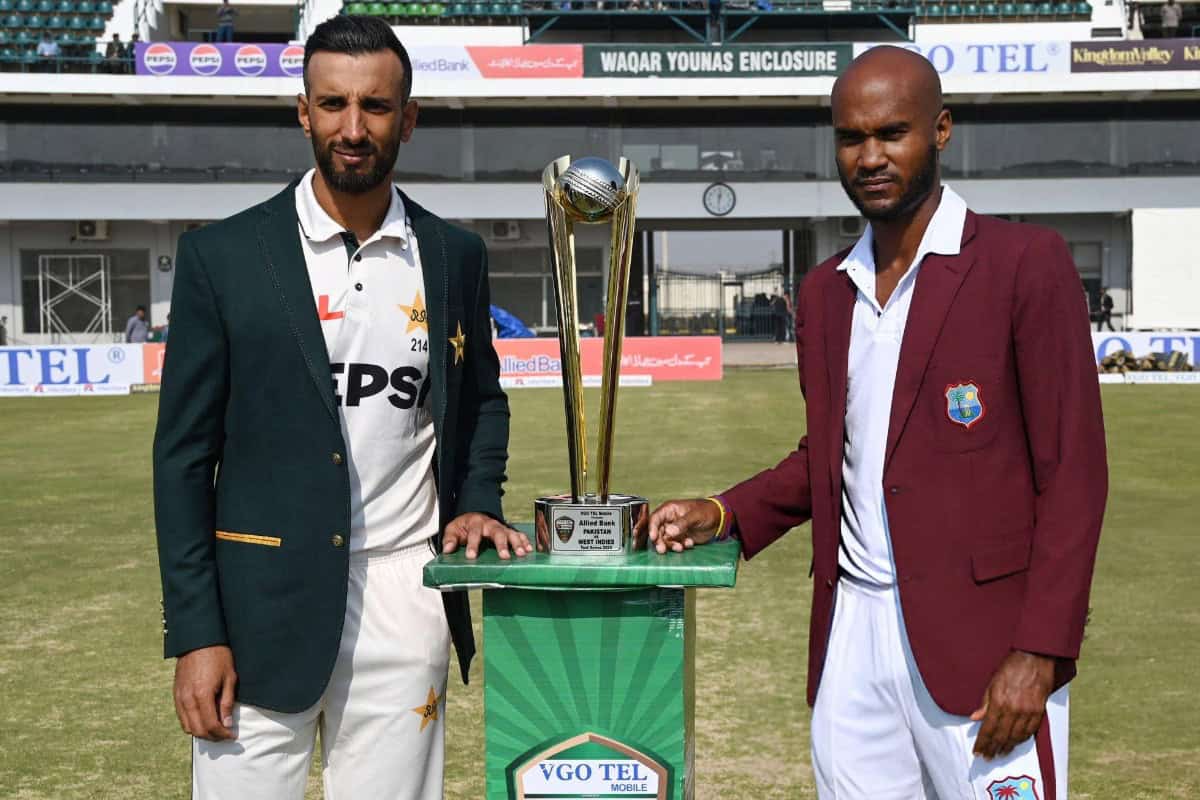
left=295, top=168, right=409, bottom=246
left=837, top=185, right=967, bottom=275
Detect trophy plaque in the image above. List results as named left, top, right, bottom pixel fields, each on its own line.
left=535, top=156, right=649, bottom=555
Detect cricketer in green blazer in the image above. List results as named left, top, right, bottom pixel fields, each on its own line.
left=153, top=180, right=509, bottom=714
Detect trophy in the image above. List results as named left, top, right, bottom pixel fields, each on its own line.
left=534, top=156, right=649, bottom=555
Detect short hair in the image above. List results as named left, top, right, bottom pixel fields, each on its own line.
left=136, top=305, right=147, bottom=312
left=303, top=15, right=413, bottom=103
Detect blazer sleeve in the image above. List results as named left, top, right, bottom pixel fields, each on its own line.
left=152, top=232, right=230, bottom=659
left=1010, top=229, right=1108, bottom=659
left=720, top=280, right=815, bottom=560
left=452, top=234, right=511, bottom=522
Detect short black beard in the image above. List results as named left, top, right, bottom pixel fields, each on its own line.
left=312, top=134, right=400, bottom=196
left=839, top=144, right=940, bottom=223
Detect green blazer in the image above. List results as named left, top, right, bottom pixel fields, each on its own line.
left=153, top=181, right=510, bottom=713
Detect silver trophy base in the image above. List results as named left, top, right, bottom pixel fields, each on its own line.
left=534, top=493, right=649, bottom=555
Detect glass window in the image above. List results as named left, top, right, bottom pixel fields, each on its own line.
left=20, top=249, right=149, bottom=336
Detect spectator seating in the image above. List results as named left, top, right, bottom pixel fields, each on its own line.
left=0, top=0, right=114, bottom=71
left=345, top=0, right=1091, bottom=24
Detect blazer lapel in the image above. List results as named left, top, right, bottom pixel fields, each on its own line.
left=256, top=183, right=337, bottom=420
left=883, top=212, right=979, bottom=471
left=403, top=193, right=450, bottom=446
left=825, top=271, right=856, bottom=506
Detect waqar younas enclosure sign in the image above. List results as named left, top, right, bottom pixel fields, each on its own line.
left=584, top=43, right=850, bottom=77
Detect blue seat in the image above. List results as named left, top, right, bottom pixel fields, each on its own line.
left=2, top=12, right=21, bottom=25
left=16, top=0, right=33, bottom=11
left=87, top=13, right=102, bottom=28
left=0, top=28, right=8, bottom=41
left=0, top=0, right=13, bottom=11
left=56, top=0, right=72, bottom=11
left=67, top=12, right=82, bottom=27
left=46, top=12, right=63, bottom=25
left=25, top=12, right=44, bottom=26
left=96, top=0, right=109, bottom=11
left=75, top=0, right=92, bottom=12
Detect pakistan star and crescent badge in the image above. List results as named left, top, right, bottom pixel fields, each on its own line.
left=987, top=775, right=1040, bottom=800
left=413, top=686, right=443, bottom=733
left=945, top=381, right=985, bottom=428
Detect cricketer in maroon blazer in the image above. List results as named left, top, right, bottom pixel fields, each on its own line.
left=722, top=209, right=1108, bottom=716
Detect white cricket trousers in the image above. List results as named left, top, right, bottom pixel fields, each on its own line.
left=812, top=575, right=1069, bottom=800
left=193, top=541, right=452, bottom=800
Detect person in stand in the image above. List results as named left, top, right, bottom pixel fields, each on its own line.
left=36, top=33, right=60, bottom=73
left=1160, top=0, right=1181, bottom=38
left=215, top=0, right=237, bottom=43
left=125, top=305, right=149, bottom=343
left=1096, top=286, right=1115, bottom=331
left=105, top=33, right=123, bottom=73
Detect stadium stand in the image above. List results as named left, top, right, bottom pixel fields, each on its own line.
left=343, top=0, right=1099, bottom=31
left=0, top=0, right=114, bottom=70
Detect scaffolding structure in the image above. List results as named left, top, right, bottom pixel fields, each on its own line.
left=36, top=254, right=113, bottom=343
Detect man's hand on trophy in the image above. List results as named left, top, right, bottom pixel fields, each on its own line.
left=442, top=513, right=533, bottom=560
left=648, top=499, right=722, bottom=555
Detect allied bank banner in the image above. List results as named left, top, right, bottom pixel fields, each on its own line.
left=0, top=343, right=164, bottom=396
left=583, top=43, right=849, bottom=78
left=853, top=41, right=1070, bottom=75
left=136, top=41, right=584, bottom=79
left=1070, top=39, right=1200, bottom=72
left=496, top=336, right=721, bottom=385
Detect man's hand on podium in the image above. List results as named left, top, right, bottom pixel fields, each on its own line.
left=648, top=499, right=722, bottom=554
left=442, top=513, right=532, bottom=560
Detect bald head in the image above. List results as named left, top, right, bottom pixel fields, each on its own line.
left=833, top=45, right=943, bottom=119
left=830, top=45, right=952, bottom=223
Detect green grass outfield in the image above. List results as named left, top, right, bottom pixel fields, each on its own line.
left=0, top=370, right=1196, bottom=799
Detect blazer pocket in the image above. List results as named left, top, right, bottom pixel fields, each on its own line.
left=215, top=530, right=282, bottom=548
left=971, top=531, right=1033, bottom=583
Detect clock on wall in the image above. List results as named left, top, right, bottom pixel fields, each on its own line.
left=702, top=182, right=736, bottom=217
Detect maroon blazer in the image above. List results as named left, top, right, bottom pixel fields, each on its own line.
left=722, top=211, right=1108, bottom=715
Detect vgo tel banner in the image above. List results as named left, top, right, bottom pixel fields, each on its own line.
left=0, top=344, right=164, bottom=397
left=496, top=336, right=722, bottom=388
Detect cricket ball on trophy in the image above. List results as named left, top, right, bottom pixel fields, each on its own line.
left=556, top=157, right=627, bottom=223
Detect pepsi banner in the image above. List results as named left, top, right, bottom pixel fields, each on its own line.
left=136, top=41, right=305, bottom=78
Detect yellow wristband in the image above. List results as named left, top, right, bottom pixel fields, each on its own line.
left=705, top=497, right=727, bottom=542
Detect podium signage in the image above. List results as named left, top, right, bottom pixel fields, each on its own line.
left=511, top=732, right=668, bottom=799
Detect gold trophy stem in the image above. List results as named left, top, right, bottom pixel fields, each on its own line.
left=544, top=161, right=587, bottom=502
left=595, top=165, right=638, bottom=504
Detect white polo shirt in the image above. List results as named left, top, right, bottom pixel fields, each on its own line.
left=295, top=169, right=439, bottom=554
left=837, top=186, right=967, bottom=586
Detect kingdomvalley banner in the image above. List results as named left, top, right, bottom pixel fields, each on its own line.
left=583, top=43, right=850, bottom=78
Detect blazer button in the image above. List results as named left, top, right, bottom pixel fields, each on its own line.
left=332, top=452, right=344, bottom=466
left=331, top=533, right=345, bottom=548
left=825, top=579, right=833, bottom=589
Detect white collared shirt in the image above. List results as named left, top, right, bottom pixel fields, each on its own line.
left=837, top=186, right=968, bottom=585
left=295, top=169, right=438, bottom=554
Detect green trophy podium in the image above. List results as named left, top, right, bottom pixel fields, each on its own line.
left=424, top=535, right=740, bottom=800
